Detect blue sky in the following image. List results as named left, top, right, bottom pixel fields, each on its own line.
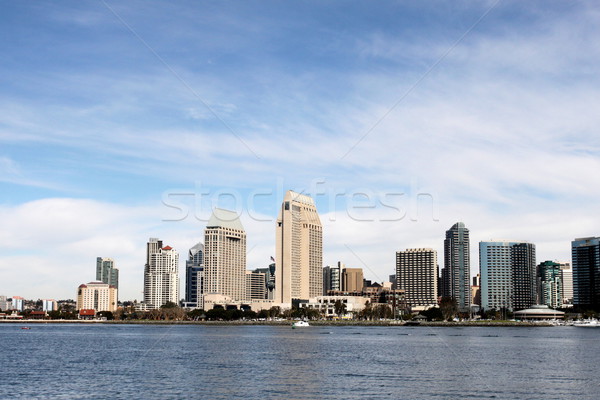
left=1, top=1, right=599, bottom=300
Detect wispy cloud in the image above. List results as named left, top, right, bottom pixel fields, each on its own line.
left=1, top=2, right=599, bottom=299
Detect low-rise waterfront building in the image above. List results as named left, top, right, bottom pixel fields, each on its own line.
left=300, top=295, right=369, bottom=318
left=513, top=305, right=565, bottom=321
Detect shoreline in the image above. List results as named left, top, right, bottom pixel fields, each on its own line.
left=0, top=319, right=556, bottom=327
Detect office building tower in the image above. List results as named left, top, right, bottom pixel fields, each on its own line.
left=275, top=190, right=323, bottom=305
left=185, top=242, right=204, bottom=308
left=96, top=257, right=119, bottom=289
left=480, top=240, right=536, bottom=311
left=0, top=295, right=8, bottom=311
left=204, top=209, right=246, bottom=301
left=143, top=238, right=179, bottom=309
left=342, top=267, right=364, bottom=292
left=323, top=262, right=342, bottom=295
left=76, top=282, right=117, bottom=312
left=442, top=222, right=471, bottom=311
left=396, top=248, right=438, bottom=311
left=254, top=264, right=276, bottom=300
left=572, top=237, right=600, bottom=308
left=246, top=270, right=267, bottom=300
left=537, top=261, right=562, bottom=309
left=560, top=262, right=573, bottom=307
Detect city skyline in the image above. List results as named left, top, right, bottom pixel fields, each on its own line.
left=2, top=2, right=600, bottom=300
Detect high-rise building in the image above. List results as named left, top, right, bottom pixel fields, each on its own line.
left=77, top=282, right=117, bottom=312
left=572, top=237, right=600, bottom=309
left=246, top=270, right=267, bottom=300
left=442, top=222, right=471, bottom=311
left=143, top=238, right=179, bottom=309
left=42, top=299, right=57, bottom=312
left=342, top=267, right=364, bottom=292
left=11, top=296, right=24, bottom=312
left=560, top=262, right=573, bottom=307
left=96, top=257, right=119, bottom=290
left=204, top=209, right=246, bottom=302
left=537, top=261, right=563, bottom=309
left=480, top=240, right=536, bottom=311
left=323, top=262, right=342, bottom=295
left=275, top=191, right=323, bottom=305
left=184, top=242, right=204, bottom=308
left=395, top=248, right=438, bottom=311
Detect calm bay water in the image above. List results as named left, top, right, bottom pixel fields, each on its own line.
left=1, top=323, right=598, bottom=399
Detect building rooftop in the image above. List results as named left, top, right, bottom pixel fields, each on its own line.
left=284, top=190, right=315, bottom=206
left=207, top=208, right=244, bottom=231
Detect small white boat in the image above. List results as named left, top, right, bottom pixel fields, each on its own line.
left=292, top=320, right=310, bottom=328
left=573, top=319, right=600, bottom=328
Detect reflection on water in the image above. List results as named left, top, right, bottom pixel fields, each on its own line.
left=1, top=324, right=598, bottom=399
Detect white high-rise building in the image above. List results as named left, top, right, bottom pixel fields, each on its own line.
left=396, top=248, right=438, bottom=311
left=143, top=238, right=179, bottom=309
left=560, top=262, right=573, bottom=307
left=275, top=190, right=323, bottom=306
left=204, top=209, right=247, bottom=302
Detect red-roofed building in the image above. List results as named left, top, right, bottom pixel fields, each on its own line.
left=26, top=311, right=47, bottom=320
left=79, top=309, right=96, bottom=320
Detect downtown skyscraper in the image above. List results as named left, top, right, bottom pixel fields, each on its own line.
left=143, top=238, right=179, bottom=309
left=572, top=237, right=600, bottom=309
left=275, top=190, right=323, bottom=306
left=480, top=240, right=536, bottom=311
left=184, top=242, right=204, bottom=309
left=203, top=209, right=246, bottom=302
left=442, top=222, right=470, bottom=311
left=96, top=257, right=119, bottom=289
left=396, top=248, right=438, bottom=311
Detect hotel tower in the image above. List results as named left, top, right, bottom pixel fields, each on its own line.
left=275, top=190, right=323, bottom=306
left=203, top=209, right=247, bottom=302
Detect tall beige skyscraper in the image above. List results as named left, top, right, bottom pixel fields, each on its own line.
left=204, top=209, right=246, bottom=302
left=275, top=190, right=323, bottom=306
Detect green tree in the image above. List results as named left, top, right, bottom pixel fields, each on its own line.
left=187, top=309, right=206, bottom=320
left=419, top=307, right=443, bottom=321
left=160, top=301, right=178, bottom=309
left=439, top=297, right=458, bottom=321
left=334, top=300, right=347, bottom=317
left=97, top=311, right=114, bottom=320
left=268, top=306, right=281, bottom=318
